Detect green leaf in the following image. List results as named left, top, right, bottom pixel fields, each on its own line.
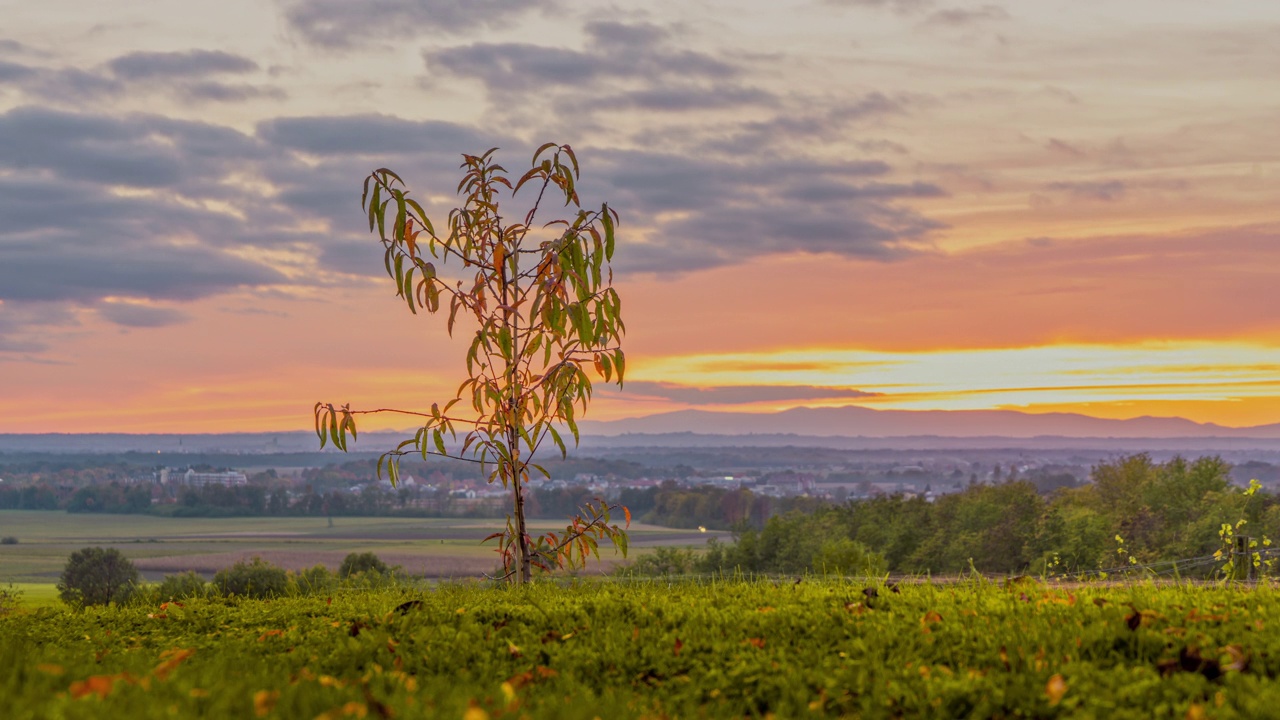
left=368, top=183, right=381, bottom=232
left=403, top=267, right=416, bottom=314
left=548, top=425, right=567, bottom=457
left=405, top=198, right=434, bottom=236
left=565, top=413, right=579, bottom=446
left=376, top=198, right=388, bottom=239
left=532, top=142, right=557, bottom=166
left=394, top=195, right=407, bottom=241
left=601, top=206, right=615, bottom=261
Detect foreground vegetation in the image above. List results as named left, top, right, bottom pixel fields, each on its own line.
left=3, top=578, right=1279, bottom=718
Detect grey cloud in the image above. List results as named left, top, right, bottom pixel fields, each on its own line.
left=428, top=43, right=598, bottom=91
left=254, top=116, right=941, bottom=278
left=8, top=50, right=277, bottom=106
left=107, top=50, right=258, bottom=80
left=424, top=20, right=751, bottom=111
left=583, top=149, right=942, bottom=271
left=0, top=59, right=34, bottom=82
left=0, top=106, right=298, bottom=348
left=619, top=381, right=883, bottom=405
left=0, top=107, right=184, bottom=187
left=1045, top=180, right=1126, bottom=201
left=778, top=180, right=945, bottom=203
left=823, top=0, right=933, bottom=13
left=283, top=0, right=556, bottom=48
left=584, top=19, right=669, bottom=48
left=257, top=114, right=498, bottom=156
left=26, top=67, right=123, bottom=102
left=923, top=4, right=1009, bottom=26
left=0, top=303, right=75, bottom=354
left=0, top=230, right=284, bottom=303
left=1046, top=138, right=1086, bottom=158
left=181, top=81, right=287, bottom=103
left=598, top=85, right=775, bottom=112
left=702, top=93, right=909, bottom=155
left=97, top=303, right=190, bottom=328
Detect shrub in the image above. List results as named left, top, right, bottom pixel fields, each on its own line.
left=213, top=557, right=289, bottom=599
left=338, top=552, right=389, bottom=579
left=58, top=547, right=140, bottom=608
left=0, top=583, right=21, bottom=615
left=293, top=564, right=336, bottom=595
left=156, top=571, right=210, bottom=601
left=813, top=537, right=886, bottom=576
left=0, top=536, right=17, bottom=545
left=626, top=547, right=700, bottom=576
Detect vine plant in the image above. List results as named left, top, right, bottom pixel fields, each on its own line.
left=315, top=144, right=629, bottom=583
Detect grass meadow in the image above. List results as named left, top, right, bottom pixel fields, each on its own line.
left=4, top=577, right=1280, bottom=718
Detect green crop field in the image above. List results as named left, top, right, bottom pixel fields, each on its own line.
left=3, top=578, right=1278, bottom=719
left=0, top=510, right=723, bottom=589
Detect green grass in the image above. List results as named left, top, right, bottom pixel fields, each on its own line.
left=2, top=578, right=1279, bottom=718
left=6, top=583, right=59, bottom=609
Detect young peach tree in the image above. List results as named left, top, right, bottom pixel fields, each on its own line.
left=316, top=144, right=629, bottom=583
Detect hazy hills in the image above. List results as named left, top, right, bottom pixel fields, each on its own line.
left=4, top=406, right=1280, bottom=455
left=579, top=406, right=1280, bottom=440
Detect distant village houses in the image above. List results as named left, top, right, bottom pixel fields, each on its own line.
left=156, top=468, right=248, bottom=487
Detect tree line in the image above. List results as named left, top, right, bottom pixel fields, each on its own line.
left=632, top=454, right=1278, bottom=577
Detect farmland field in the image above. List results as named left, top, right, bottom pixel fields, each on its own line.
left=0, top=510, right=724, bottom=588
left=3, top=578, right=1279, bottom=718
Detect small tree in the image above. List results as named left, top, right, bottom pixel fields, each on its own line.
left=58, top=547, right=139, bottom=608
left=316, top=145, right=629, bottom=583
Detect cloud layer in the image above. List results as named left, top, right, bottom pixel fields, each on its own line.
left=282, top=0, right=557, bottom=47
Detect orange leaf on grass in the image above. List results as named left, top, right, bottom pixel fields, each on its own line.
left=254, top=689, right=280, bottom=717
left=1046, top=674, right=1067, bottom=705
left=69, top=673, right=135, bottom=700
left=153, top=648, right=196, bottom=680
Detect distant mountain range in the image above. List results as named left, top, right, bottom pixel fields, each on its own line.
left=579, top=406, right=1280, bottom=440
left=4, top=406, right=1280, bottom=455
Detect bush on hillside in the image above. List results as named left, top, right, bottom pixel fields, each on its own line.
left=213, top=557, right=288, bottom=599
left=626, top=547, right=700, bottom=576
left=1, top=536, right=17, bottom=545
left=156, top=571, right=211, bottom=601
left=58, top=546, right=140, bottom=608
left=293, top=564, right=336, bottom=595
left=338, top=552, right=390, bottom=579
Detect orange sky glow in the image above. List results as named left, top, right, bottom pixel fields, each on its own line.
left=1, top=1, right=1278, bottom=434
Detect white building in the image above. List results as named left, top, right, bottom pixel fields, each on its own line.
left=158, top=468, right=248, bottom=487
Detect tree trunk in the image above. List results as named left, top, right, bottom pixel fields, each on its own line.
left=512, top=456, right=531, bottom=583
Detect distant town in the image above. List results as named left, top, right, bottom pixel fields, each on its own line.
left=3, top=433, right=1279, bottom=523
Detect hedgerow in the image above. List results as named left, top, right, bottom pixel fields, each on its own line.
left=2, top=579, right=1280, bottom=718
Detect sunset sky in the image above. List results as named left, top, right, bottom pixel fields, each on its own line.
left=1, top=0, right=1278, bottom=433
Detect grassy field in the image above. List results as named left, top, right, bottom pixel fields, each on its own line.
left=3, top=578, right=1278, bottom=718
left=0, top=510, right=722, bottom=589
